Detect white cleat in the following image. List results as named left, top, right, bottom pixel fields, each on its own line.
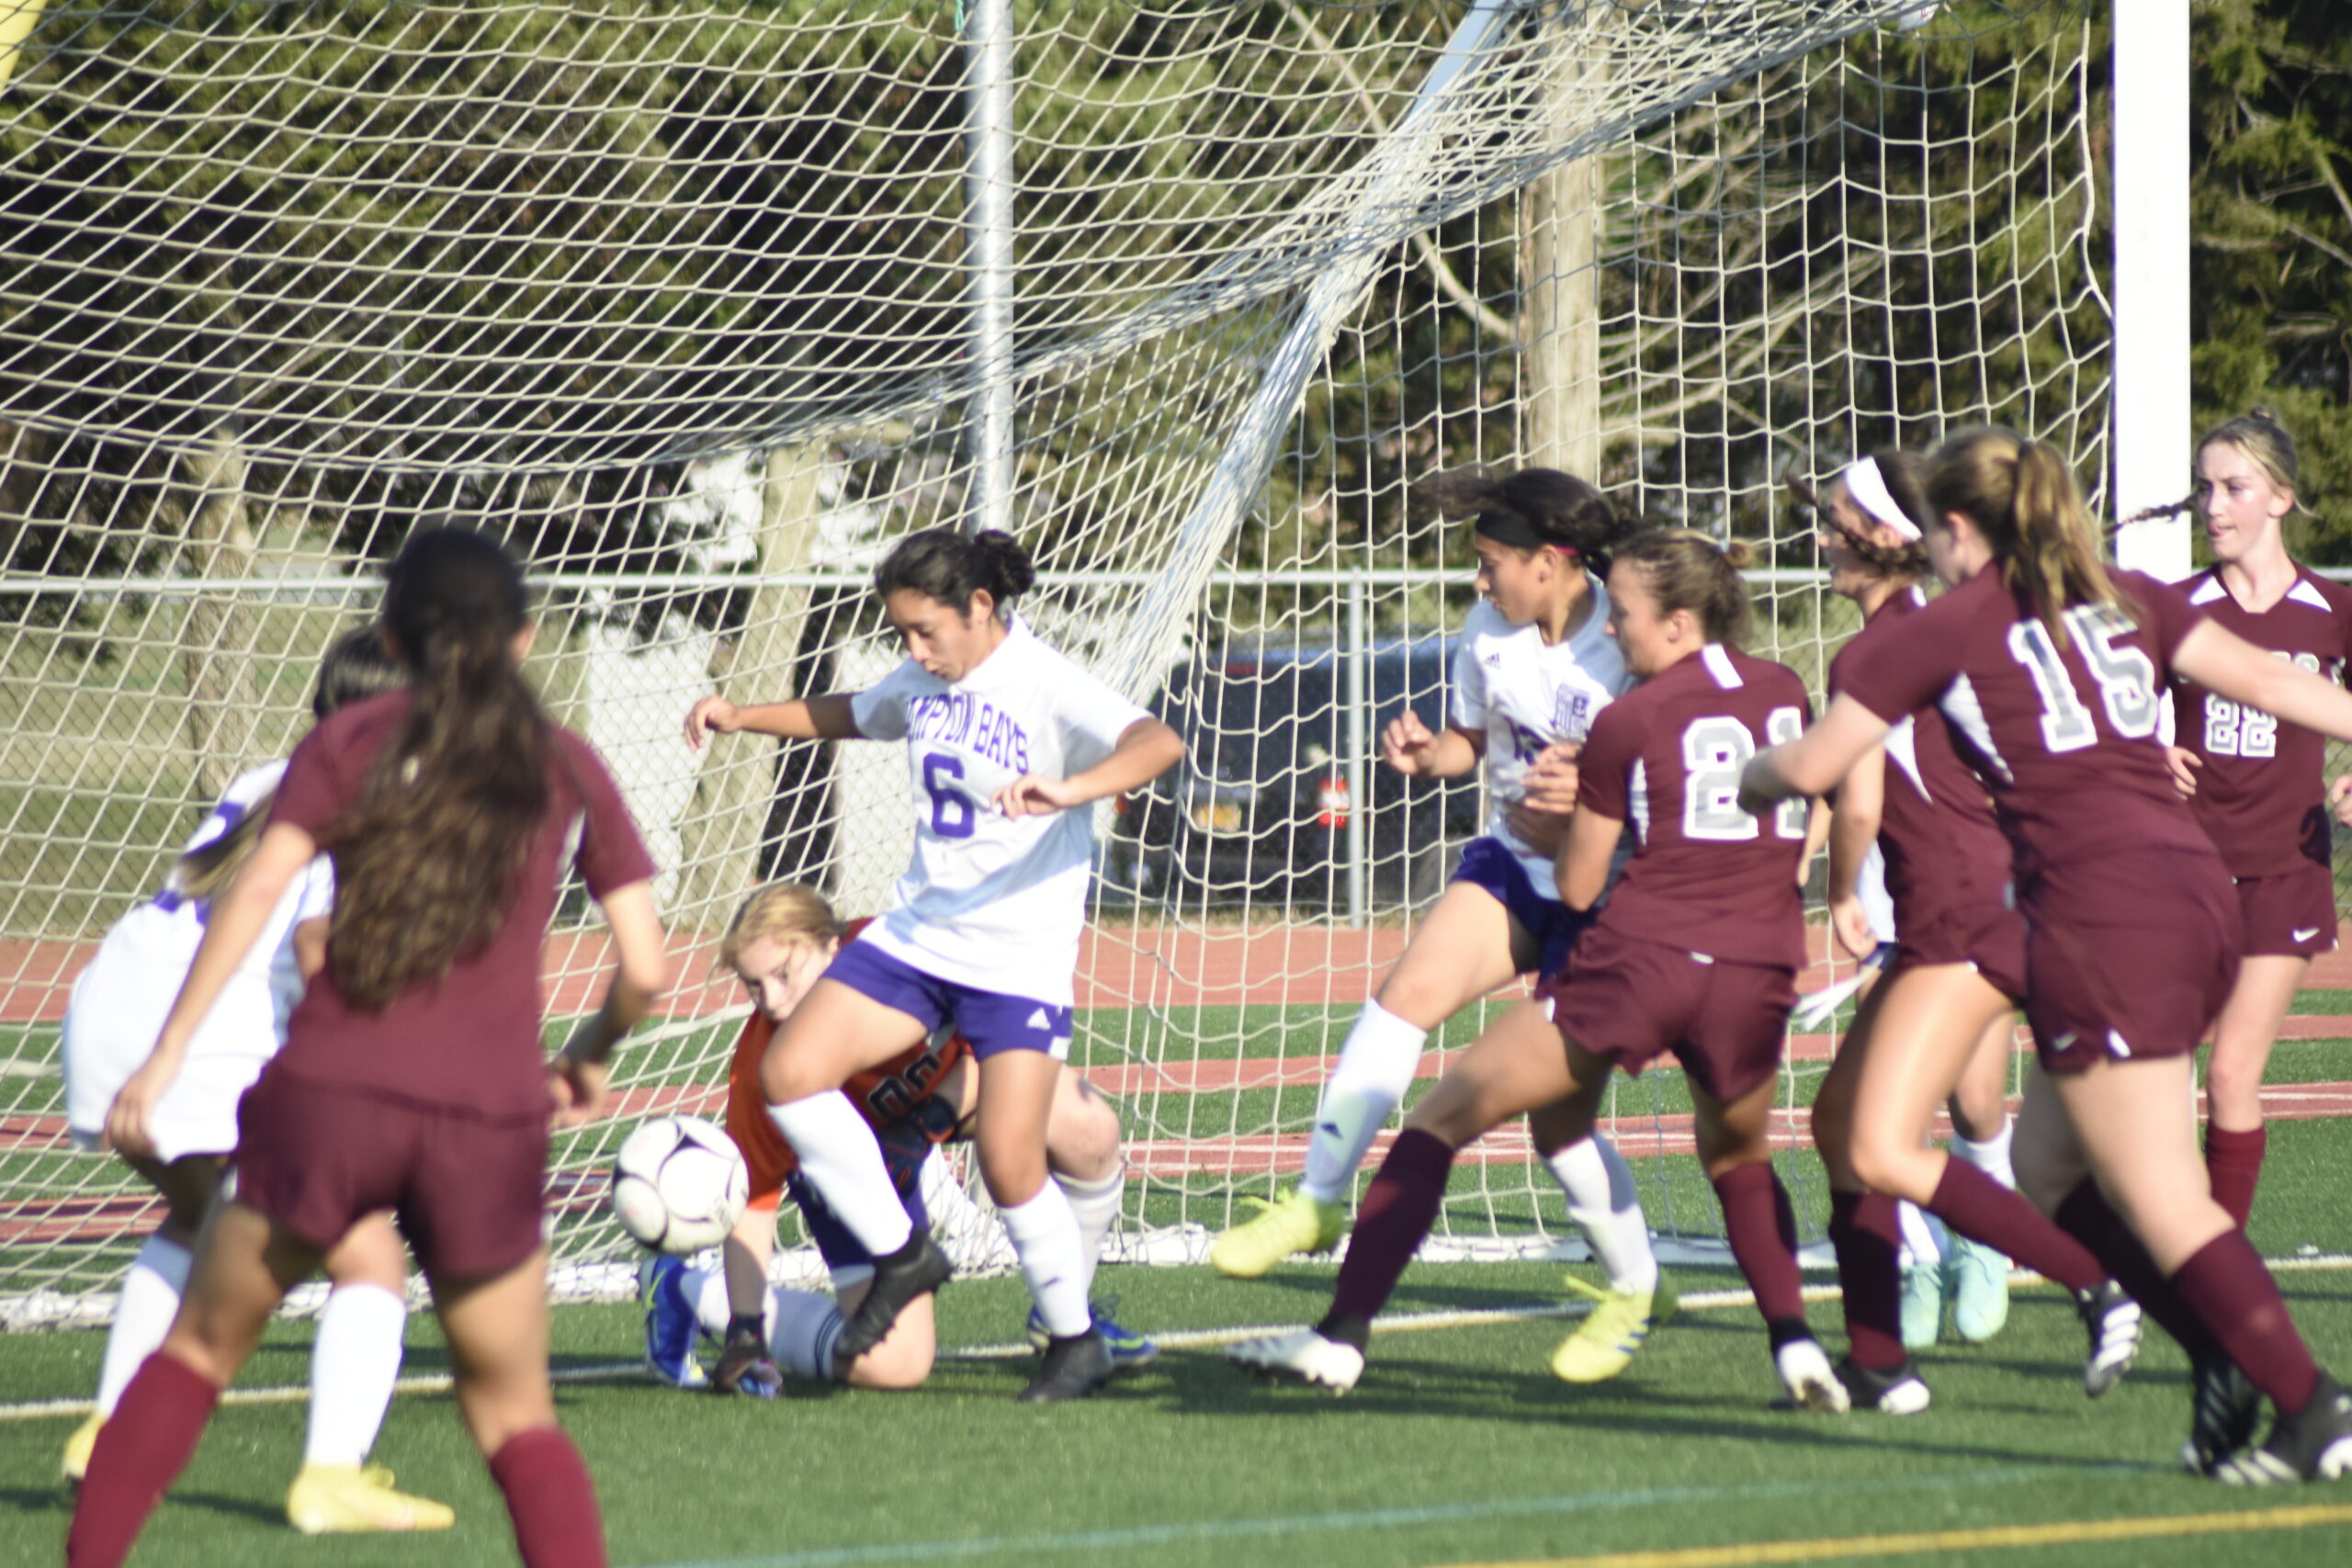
left=1227, top=1328, right=1364, bottom=1395
left=1775, top=1336, right=1850, bottom=1414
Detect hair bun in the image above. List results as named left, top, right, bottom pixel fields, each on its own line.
left=2247, top=405, right=2283, bottom=427
left=969, top=529, right=1037, bottom=600
left=1720, top=537, right=1757, bottom=571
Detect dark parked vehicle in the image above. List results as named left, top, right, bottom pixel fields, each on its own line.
left=1106, top=636, right=1486, bottom=911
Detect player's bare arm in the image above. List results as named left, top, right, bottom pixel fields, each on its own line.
left=553, top=879, right=671, bottom=1127
left=107, top=821, right=316, bottom=1157
left=1555, top=802, right=1623, bottom=911
left=1824, top=747, right=1883, bottom=962
left=1505, top=740, right=1580, bottom=854
left=1381, top=710, right=1480, bottom=779
left=993, top=714, right=1183, bottom=819
left=1740, top=694, right=1892, bottom=809
left=684, top=692, right=863, bottom=750
left=2173, top=619, right=2352, bottom=743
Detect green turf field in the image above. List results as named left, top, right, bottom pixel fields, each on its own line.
left=6, top=1115, right=2352, bottom=1568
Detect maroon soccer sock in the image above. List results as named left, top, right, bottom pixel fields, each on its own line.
left=1713, top=1162, right=1808, bottom=1332
left=1827, top=1189, right=1905, bottom=1371
left=2169, top=1230, right=2321, bottom=1416
left=489, top=1426, right=609, bottom=1568
left=1928, top=1156, right=2103, bottom=1293
left=2203, top=1124, right=2267, bottom=1231
left=65, top=1351, right=219, bottom=1568
left=1321, top=1128, right=1455, bottom=1337
left=2052, top=1177, right=2214, bottom=1359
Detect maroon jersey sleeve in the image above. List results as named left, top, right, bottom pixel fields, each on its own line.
left=555, top=728, right=658, bottom=898
left=2111, top=570, right=2206, bottom=674
left=1836, top=593, right=1968, bottom=727
left=1575, top=700, right=1639, bottom=822
left=267, top=692, right=402, bottom=838
left=2171, top=567, right=2348, bottom=876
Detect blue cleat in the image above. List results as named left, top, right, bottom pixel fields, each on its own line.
left=640, top=1255, right=709, bottom=1390
left=1027, top=1297, right=1159, bottom=1374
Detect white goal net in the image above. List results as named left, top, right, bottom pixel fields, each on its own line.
left=0, top=1, right=2106, bottom=1323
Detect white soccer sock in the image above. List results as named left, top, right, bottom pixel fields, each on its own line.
left=1951, top=1118, right=2017, bottom=1190
left=768, top=1288, right=845, bottom=1382
left=304, top=1283, right=405, bottom=1468
left=681, top=1263, right=733, bottom=1338
left=1546, top=1135, right=1657, bottom=1293
left=1054, top=1163, right=1125, bottom=1300
left=1896, top=1198, right=1947, bottom=1269
left=1300, top=1000, right=1427, bottom=1204
left=767, top=1091, right=913, bottom=1256
left=96, top=1235, right=192, bottom=1417
left=999, top=1182, right=1092, bottom=1338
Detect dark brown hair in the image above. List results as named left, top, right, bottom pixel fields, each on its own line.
left=874, top=527, right=1035, bottom=619
left=1925, top=427, right=2129, bottom=650
left=1826, top=450, right=1932, bottom=580
left=179, top=626, right=409, bottom=903
left=321, top=527, right=551, bottom=1010
left=1419, top=466, right=1632, bottom=570
left=1613, top=529, right=1755, bottom=645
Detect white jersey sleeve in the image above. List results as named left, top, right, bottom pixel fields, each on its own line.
left=849, top=659, right=922, bottom=741
left=856, top=621, right=1151, bottom=1005
left=1450, top=588, right=1631, bottom=887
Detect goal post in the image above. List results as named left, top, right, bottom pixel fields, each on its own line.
left=0, top=2, right=2118, bottom=1323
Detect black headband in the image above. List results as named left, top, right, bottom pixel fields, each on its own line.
left=1472, top=509, right=1577, bottom=555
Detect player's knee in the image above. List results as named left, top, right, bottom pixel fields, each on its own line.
left=1045, top=1078, right=1121, bottom=1182
left=977, top=1144, right=1048, bottom=1208
left=1843, top=1130, right=1928, bottom=1201
left=760, top=1047, right=823, bottom=1107
left=848, top=1335, right=935, bottom=1391
left=2204, top=1050, right=2265, bottom=1121
left=2008, top=1128, right=2076, bottom=1214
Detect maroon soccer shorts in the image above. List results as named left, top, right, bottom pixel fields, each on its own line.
left=2021, top=857, right=2242, bottom=1074
left=2233, top=862, right=2338, bottom=960
left=1540, top=928, right=1795, bottom=1104
left=234, top=1069, right=548, bottom=1280
left=1890, top=895, right=2030, bottom=1001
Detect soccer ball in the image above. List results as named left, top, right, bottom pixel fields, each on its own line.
left=610, top=1115, right=749, bottom=1255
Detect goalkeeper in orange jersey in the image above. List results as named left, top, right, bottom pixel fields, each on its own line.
left=641, top=881, right=1156, bottom=1394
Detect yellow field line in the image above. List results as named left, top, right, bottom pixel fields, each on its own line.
left=1443, top=1502, right=2352, bottom=1568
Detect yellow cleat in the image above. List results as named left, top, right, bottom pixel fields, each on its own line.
left=1209, top=1189, right=1347, bottom=1279
left=1551, top=1271, right=1674, bottom=1384
left=286, top=1462, right=456, bottom=1534
left=62, top=1412, right=102, bottom=1484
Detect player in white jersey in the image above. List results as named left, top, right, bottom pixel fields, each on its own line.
left=685, top=527, right=1182, bottom=1403
left=59, top=628, right=451, bottom=1533
left=1208, top=468, right=1666, bottom=1383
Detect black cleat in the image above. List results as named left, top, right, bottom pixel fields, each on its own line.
left=831, top=1229, right=952, bottom=1376
left=1017, top=1328, right=1115, bottom=1404
left=2182, top=1349, right=2261, bottom=1475
left=1836, top=1355, right=1931, bottom=1415
left=2215, top=1372, right=2352, bottom=1485
left=2075, top=1282, right=2142, bottom=1398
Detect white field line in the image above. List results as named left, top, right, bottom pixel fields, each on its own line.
left=5, top=1250, right=2347, bottom=1425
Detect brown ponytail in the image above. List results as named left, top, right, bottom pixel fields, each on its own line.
left=1614, top=529, right=1755, bottom=646
left=322, top=527, right=551, bottom=1010
left=1924, top=427, right=2129, bottom=650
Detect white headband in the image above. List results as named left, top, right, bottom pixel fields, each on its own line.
left=1838, top=457, right=1921, bottom=541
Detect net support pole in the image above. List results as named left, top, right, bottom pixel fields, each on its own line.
left=1345, top=573, right=1370, bottom=928
left=964, top=0, right=1017, bottom=537
left=2109, top=0, right=2191, bottom=581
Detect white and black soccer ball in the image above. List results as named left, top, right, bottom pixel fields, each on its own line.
left=610, top=1115, right=750, bottom=1255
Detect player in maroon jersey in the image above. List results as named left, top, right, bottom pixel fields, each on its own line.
left=1743, top=427, right=2352, bottom=1484
left=1797, top=453, right=2139, bottom=1414
left=2158, top=411, right=2352, bottom=1229
left=69, top=529, right=669, bottom=1568
left=1231, top=531, right=1847, bottom=1408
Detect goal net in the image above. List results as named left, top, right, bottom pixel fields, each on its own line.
left=0, top=1, right=2108, bottom=1324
